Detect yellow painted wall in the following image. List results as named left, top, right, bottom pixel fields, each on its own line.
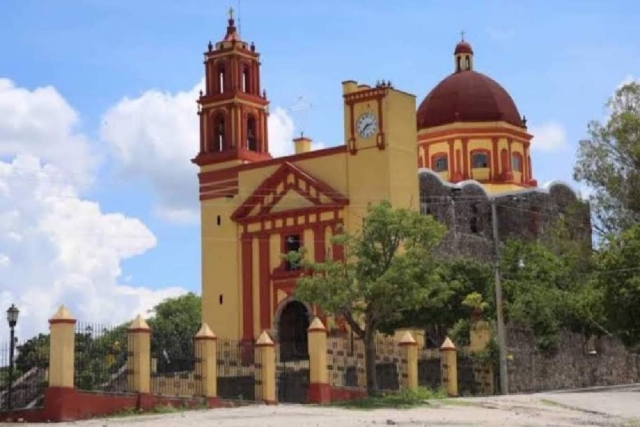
left=201, top=198, right=241, bottom=340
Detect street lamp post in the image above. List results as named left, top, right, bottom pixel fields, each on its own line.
left=490, top=199, right=509, bottom=395
left=6, top=304, right=19, bottom=411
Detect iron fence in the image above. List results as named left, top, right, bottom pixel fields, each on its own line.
left=74, top=322, right=129, bottom=393
left=150, top=331, right=198, bottom=398
left=217, top=339, right=256, bottom=401
left=276, top=341, right=309, bottom=403
left=418, top=346, right=441, bottom=389
left=0, top=336, right=49, bottom=411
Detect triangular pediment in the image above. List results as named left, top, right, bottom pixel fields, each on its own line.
left=231, top=162, right=348, bottom=222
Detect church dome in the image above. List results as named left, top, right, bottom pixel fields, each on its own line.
left=417, top=39, right=525, bottom=130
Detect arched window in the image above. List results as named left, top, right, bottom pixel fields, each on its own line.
left=465, top=56, right=470, bottom=70
left=247, top=116, right=258, bottom=151
left=433, top=155, right=448, bottom=172
left=213, top=113, right=225, bottom=151
left=242, top=65, right=250, bottom=93
left=472, top=152, right=489, bottom=168
left=217, top=65, right=226, bottom=94
left=456, top=56, right=462, bottom=72
left=512, top=153, right=523, bottom=172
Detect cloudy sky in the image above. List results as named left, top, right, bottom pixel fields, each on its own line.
left=0, top=0, right=638, bottom=339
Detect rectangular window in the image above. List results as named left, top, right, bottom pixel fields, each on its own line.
left=472, top=153, right=489, bottom=168
left=284, top=234, right=301, bottom=271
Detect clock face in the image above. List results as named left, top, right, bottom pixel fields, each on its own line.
left=356, top=112, right=378, bottom=139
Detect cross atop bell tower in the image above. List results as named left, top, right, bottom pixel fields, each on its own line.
left=192, top=12, right=271, bottom=167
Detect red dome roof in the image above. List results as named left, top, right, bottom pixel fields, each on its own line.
left=417, top=70, right=525, bottom=129
left=454, top=41, right=473, bottom=55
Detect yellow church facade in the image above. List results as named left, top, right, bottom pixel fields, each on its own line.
left=193, top=16, right=540, bottom=344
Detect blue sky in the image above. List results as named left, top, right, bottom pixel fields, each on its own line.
left=0, top=0, right=638, bottom=335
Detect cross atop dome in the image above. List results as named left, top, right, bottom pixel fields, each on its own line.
left=223, top=6, right=240, bottom=41
left=453, top=34, right=474, bottom=72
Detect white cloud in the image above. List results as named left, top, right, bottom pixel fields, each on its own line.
left=0, top=79, right=187, bottom=340
left=0, top=79, right=96, bottom=188
left=529, top=121, right=568, bottom=152
left=101, top=83, right=312, bottom=223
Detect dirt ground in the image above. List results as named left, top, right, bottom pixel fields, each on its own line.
left=18, top=384, right=640, bottom=426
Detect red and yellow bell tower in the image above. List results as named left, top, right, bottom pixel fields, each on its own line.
left=192, top=8, right=271, bottom=169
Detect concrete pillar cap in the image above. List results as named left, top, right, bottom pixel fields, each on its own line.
left=129, top=314, right=151, bottom=331
left=195, top=323, right=217, bottom=339
left=256, top=330, right=274, bottom=346
left=440, top=336, right=457, bottom=351
left=308, top=317, right=327, bottom=332
left=399, top=331, right=417, bottom=345
left=50, top=304, right=75, bottom=322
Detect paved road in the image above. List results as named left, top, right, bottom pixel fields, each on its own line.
left=18, top=384, right=640, bottom=426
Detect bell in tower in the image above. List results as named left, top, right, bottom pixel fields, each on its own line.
left=192, top=9, right=271, bottom=167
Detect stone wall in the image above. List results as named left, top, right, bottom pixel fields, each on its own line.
left=418, top=170, right=592, bottom=261
left=506, top=326, right=639, bottom=393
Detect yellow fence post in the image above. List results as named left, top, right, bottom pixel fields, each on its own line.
left=48, top=305, right=76, bottom=388
left=255, top=331, right=276, bottom=405
left=440, top=337, right=458, bottom=397
left=399, top=331, right=418, bottom=391
left=127, top=315, right=151, bottom=394
left=308, top=318, right=330, bottom=404
left=194, top=323, right=218, bottom=405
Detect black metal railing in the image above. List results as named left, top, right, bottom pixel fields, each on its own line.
left=1, top=337, right=49, bottom=411
left=74, top=322, right=129, bottom=393
left=276, top=341, right=309, bottom=403
left=418, top=346, right=441, bottom=389
left=150, top=338, right=198, bottom=398
left=217, top=339, right=255, bottom=401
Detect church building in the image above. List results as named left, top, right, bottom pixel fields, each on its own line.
left=193, top=14, right=589, bottom=345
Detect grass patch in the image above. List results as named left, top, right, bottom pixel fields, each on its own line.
left=331, top=387, right=447, bottom=410
left=540, top=398, right=562, bottom=407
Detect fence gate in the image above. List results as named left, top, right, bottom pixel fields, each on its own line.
left=276, top=342, right=309, bottom=404
left=0, top=338, right=49, bottom=412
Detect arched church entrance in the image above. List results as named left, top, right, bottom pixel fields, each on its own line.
left=277, top=300, right=310, bottom=362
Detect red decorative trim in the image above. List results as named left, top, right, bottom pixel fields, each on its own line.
left=331, top=223, right=345, bottom=261
left=49, top=319, right=77, bottom=325
left=308, top=383, right=331, bottom=404
left=127, top=328, right=151, bottom=334
left=255, top=342, right=275, bottom=348
left=440, top=347, right=456, bottom=352
left=258, top=233, right=271, bottom=330
left=194, top=335, right=217, bottom=341
left=423, top=144, right=430, bottom=168
left=241, top=234, right=254, bottom=341
left=447, top=139, right=455, bottom=174
left=492, top=137, right=499, bottom=176
left=462, top=138, right=469, bottom=179
left=399, top=341, right=418, bottom=347
left=231, top=162, right=348, bottom=222
left=418, top=125, right=533, bottom=142
left=308, top=327, right=327, bottom=334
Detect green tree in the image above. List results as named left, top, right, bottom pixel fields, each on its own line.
left=147, top=292, right=201, bottom=373
left=501, top=236, right=603, bottom=352
left=593, top=224, right=640, bottom=349
left=380, top=257, right=493, bottom=348
left=574, top=81, right=640, bottom=235
left=290, top=200, right=448, bottom=395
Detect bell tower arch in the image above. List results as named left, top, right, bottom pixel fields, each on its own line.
left=193, top=8, right=271, bottom=168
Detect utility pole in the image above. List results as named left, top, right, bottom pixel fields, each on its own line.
left=491, top=198, right=509, bottom=395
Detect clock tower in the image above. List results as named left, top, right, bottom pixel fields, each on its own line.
left=342, top=80, right=420, bottom=231
left=192, top=8, right=271, bottom=169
